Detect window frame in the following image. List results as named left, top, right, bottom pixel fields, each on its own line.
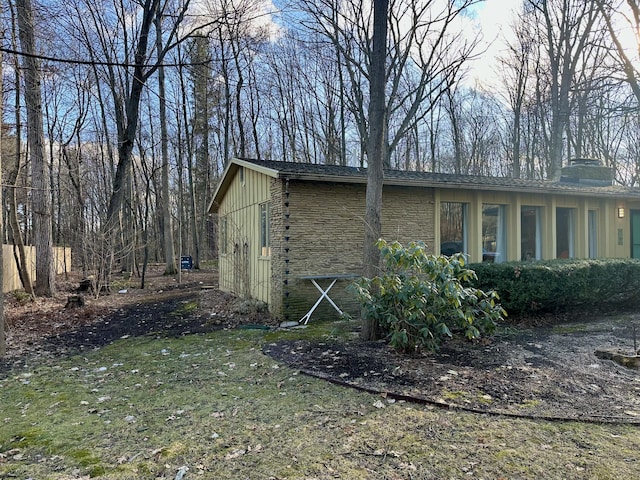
left=220, top=215, right=228, bottom=255
left=482, top=204, right=506, bottom=263
left=556, top=207, right=575, bottom=259
left=521, top=206, right=542, bottom=260
left=259, top=201, right=271, bottom=257
left=439, top=201, right=468, bottom=256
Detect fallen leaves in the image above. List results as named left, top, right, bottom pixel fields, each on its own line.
left=224, top=444, right=262, bottom=460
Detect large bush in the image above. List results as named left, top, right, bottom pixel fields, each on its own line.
left=470, top=258, right=640, bottom=317
left=351, top=240, right=506, bottom=352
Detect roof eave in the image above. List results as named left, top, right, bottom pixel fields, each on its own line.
left=280, top=174, right=637, bottom=198
left=209, top=158, right=280, bottom=213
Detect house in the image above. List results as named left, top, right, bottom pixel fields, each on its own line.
left=209, top=157, right=640, bottom=322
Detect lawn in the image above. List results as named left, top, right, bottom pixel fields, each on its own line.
left=1, top=320, right=640, bottom=479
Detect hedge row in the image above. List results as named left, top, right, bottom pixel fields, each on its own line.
left=469, top=258, right=640, bottom=317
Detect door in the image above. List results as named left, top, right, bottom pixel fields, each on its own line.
left=632, top=210, right=640, bottom=258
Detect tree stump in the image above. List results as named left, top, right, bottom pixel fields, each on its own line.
left=65, top=295, right=85, bottom=309
left=77, top=278, right=94, bottom=293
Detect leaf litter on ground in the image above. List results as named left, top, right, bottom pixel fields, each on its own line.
left=2, top=268, right=640, bottom=480
left=1, top=321, right=640, bottom=479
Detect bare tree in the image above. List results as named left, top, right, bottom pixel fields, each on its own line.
left=498, top=9, right=535, bottom=178
left=596, top=0, right=640, bottom=102
left=155, top=11, right=177, bottom=275
left=526, top=0, right=599, bottom=180
left=6, top=0, right=34, bottom=296
left=190, top=35, right=209, bottom=268
left=0, top=0, right=5, bottom=357
left=16, top=0, right=55, bottom=296
left=360, top=0, right=388, bottom=340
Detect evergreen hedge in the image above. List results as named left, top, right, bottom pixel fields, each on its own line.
left=469, top=258, right=640, bottom=317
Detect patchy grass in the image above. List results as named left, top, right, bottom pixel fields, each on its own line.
left=551, top=324, right=589, bottom=334
left=1, top=321, right=640, bottom=479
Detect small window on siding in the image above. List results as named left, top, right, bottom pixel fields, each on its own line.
left=220, top=216, right=228, bottom=254
left=260, top=202, right=271, bottom=257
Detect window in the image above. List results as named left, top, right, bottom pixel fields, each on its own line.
left=482, top=204, right=506, bottom=263
left=556, top=207, right=575, bottom=258
left=220, top=216, right=228, bottom=255
left=588, top=210, right=597, bottom=258
left=260, top=202, right=271, bottom=257
left=521, top=206, right=541, bottom=260
left=440, top=202, right=467, bottom=255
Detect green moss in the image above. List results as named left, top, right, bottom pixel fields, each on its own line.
left=552, top=324, right=587, bottom=334
left=477, top=393, right=494, bottom=404
left=264, top=318, right=359, bottom=343
left=519, top=399, right=542, bottom=408
left=8, top=427, right=49, bottom=449
left=3, top=322, right=640, bottom=479
left=69, top=448, right=102, bottom=467
left=442, top=390, right=468, bottom=401
left=170, top=300, right=199, bottom=317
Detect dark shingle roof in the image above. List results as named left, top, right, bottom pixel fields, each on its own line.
left=235, top=157, right=640, bottom=198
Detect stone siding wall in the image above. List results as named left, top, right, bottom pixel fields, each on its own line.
left=269, top=177, right=286, bottom=320
left=270, top=180, right=435, bottom=321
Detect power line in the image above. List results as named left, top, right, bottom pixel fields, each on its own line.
left=0, top=46, right=208, bottom=68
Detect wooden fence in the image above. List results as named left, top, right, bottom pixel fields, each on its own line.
left=2, top=245, right=72, bottom=293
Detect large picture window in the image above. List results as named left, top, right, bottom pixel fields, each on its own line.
left=260, top=202, right=271, bottom=257
left=588, top=210, right=597, bottom=259
left=440, top=202, right=467, bottom=256
left=556, top=207, right=575, bottom=258
left=521, top=206, right=541, bottom=260
left=482, top=204, right=506, bottom=263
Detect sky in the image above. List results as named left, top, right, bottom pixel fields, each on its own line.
left=467, top=0, right=520, bottom=89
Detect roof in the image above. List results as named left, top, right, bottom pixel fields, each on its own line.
left=209, top=157, right=640, bottom=212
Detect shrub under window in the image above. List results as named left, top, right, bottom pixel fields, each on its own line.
left=351, top=239, right=506, bottom=353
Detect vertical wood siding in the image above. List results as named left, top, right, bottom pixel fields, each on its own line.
left=217, top=167, right=272, bottom=304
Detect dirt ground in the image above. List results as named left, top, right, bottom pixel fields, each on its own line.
left=3, top=266, right=640, bottom=424
left=0, top=266, right=273, bottom=373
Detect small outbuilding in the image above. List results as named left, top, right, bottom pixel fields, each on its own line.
left=209, top=157, right=640, bottom=322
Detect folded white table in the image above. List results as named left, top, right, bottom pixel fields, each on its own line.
left=298, top=274, right=359, bottom=324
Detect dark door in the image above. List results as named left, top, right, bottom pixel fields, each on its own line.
left=631, top=210, right=640, bottom=258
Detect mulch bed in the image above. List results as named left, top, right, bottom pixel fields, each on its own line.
left=264, top=315, right=640, bottom=424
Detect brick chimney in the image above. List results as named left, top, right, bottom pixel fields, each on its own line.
left=559, top=158, right=613, bottom=186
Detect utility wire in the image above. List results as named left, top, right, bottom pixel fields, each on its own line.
left=0, top=46, right=208, bottom=68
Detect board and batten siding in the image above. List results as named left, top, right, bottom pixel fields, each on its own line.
left=217, top=166, right=272, bottom=305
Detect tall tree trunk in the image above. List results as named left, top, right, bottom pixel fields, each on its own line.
left=0, top=12, right=4, bottom=357
left=156, top=13, right=177, bottom=275
left=192, top=36, right=210, bottom=269
left=8, top=3, right=34, bottom=296
left=103, top=0, right=160, bottom=288
left=361, top=0, right=388, bottom=341
left=16, top=0, right=55, bottom=296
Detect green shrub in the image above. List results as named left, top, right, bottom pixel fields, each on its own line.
left=350, top=239, right=506, bottom=353
left=469, top=258, right=640, bottom=317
